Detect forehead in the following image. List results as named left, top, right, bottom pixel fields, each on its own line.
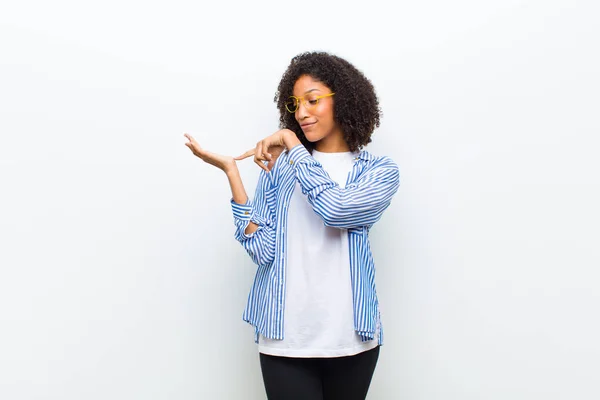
left=293, top=75, right=330, bottom=96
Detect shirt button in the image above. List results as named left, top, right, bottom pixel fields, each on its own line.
left=289, top=160, right=294, bottom=165
left=244, top=211, right=250, bottom=215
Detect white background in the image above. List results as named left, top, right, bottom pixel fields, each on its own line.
left=1, top=0, right=599, bottom=399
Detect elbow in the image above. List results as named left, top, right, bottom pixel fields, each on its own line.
left=318, top=202, right=389, bottom=229
left=241, top=233, right=276, bottom=267
left=317, top=205, right=345, bottom=227
left=321, top=213, right=345, bottom=228
left=244, top=222, right=259, bottom=236
left=320, top=210, right=364, bottom=229
left=251, top=249, right=275, bottom=268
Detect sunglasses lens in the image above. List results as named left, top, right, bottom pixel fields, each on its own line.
left=285, top=97, right=298, bottom=113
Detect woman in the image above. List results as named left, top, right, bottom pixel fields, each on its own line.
left=184, top=51, right=400, bottom=400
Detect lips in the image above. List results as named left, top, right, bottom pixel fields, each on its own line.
left=301, top=122, right=316, bottom=129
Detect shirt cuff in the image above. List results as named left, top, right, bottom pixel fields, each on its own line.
left=230, top=198, right=253, bottom=220
left=287, top=144, right=312, bottom=167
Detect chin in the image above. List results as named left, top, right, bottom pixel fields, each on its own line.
left=304, top=132, right=326, bottom=143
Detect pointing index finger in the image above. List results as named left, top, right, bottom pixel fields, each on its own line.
left=235, top=149, right=255, bottom=160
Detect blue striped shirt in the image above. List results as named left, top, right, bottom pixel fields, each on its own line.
left=230, top=144, right=400, bottom=344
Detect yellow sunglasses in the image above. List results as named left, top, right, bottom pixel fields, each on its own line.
left=285, top=92, right=335, bottom=113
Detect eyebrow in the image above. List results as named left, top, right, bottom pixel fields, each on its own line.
left=304, top=88, right=321, bottom=94
left=292, top=88, right=321, bottom=97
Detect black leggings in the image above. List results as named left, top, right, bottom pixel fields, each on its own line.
left=259, top=346, right=380, bottom=400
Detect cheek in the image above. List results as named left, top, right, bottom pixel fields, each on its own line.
left=318, top=105, right=335, bottom=122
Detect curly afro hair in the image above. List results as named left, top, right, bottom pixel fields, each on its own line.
left=274, top=51, right=381, bottom=153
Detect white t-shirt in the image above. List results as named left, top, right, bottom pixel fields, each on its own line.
left=258, top=149, right=380, bottom=357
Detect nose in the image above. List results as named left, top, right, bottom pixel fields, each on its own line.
left=296, top=100, right=310, bottom=120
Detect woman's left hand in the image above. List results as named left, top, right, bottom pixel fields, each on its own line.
left=184, top=133, right=236, bottom=174
left=235, top=129, right=295, bottom=172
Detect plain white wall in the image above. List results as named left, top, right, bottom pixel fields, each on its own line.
left=1, top=0, right=599, bottom=399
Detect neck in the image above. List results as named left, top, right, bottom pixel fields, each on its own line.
left=314, top=130, right=350, bottom=153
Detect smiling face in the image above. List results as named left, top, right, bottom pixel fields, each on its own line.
left=292, top=75, right=348, bottom=152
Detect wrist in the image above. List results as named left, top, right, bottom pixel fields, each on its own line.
left=224, top=162, right=239, bottom=177
left=282, top=129, right=301, bottom=149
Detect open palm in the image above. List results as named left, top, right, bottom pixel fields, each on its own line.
left=184, top=133, right=235, bottom=172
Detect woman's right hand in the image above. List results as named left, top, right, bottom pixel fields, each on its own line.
left=184, top=133, right=236, bottom=174
left=234, top=129, right=294, bottom=172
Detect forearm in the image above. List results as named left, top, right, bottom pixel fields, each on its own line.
left=225, top=164, right=248, bottom=204
left=229, top=129, right=298, bottom=236
left=226, top=165, right=259, bottom=235
left=287, top=145, right=400, bottom=228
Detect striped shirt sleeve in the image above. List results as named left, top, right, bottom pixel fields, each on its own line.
left=231, top=170, right=277, bottom=267
left=287, top=144, right=400, bottom=229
